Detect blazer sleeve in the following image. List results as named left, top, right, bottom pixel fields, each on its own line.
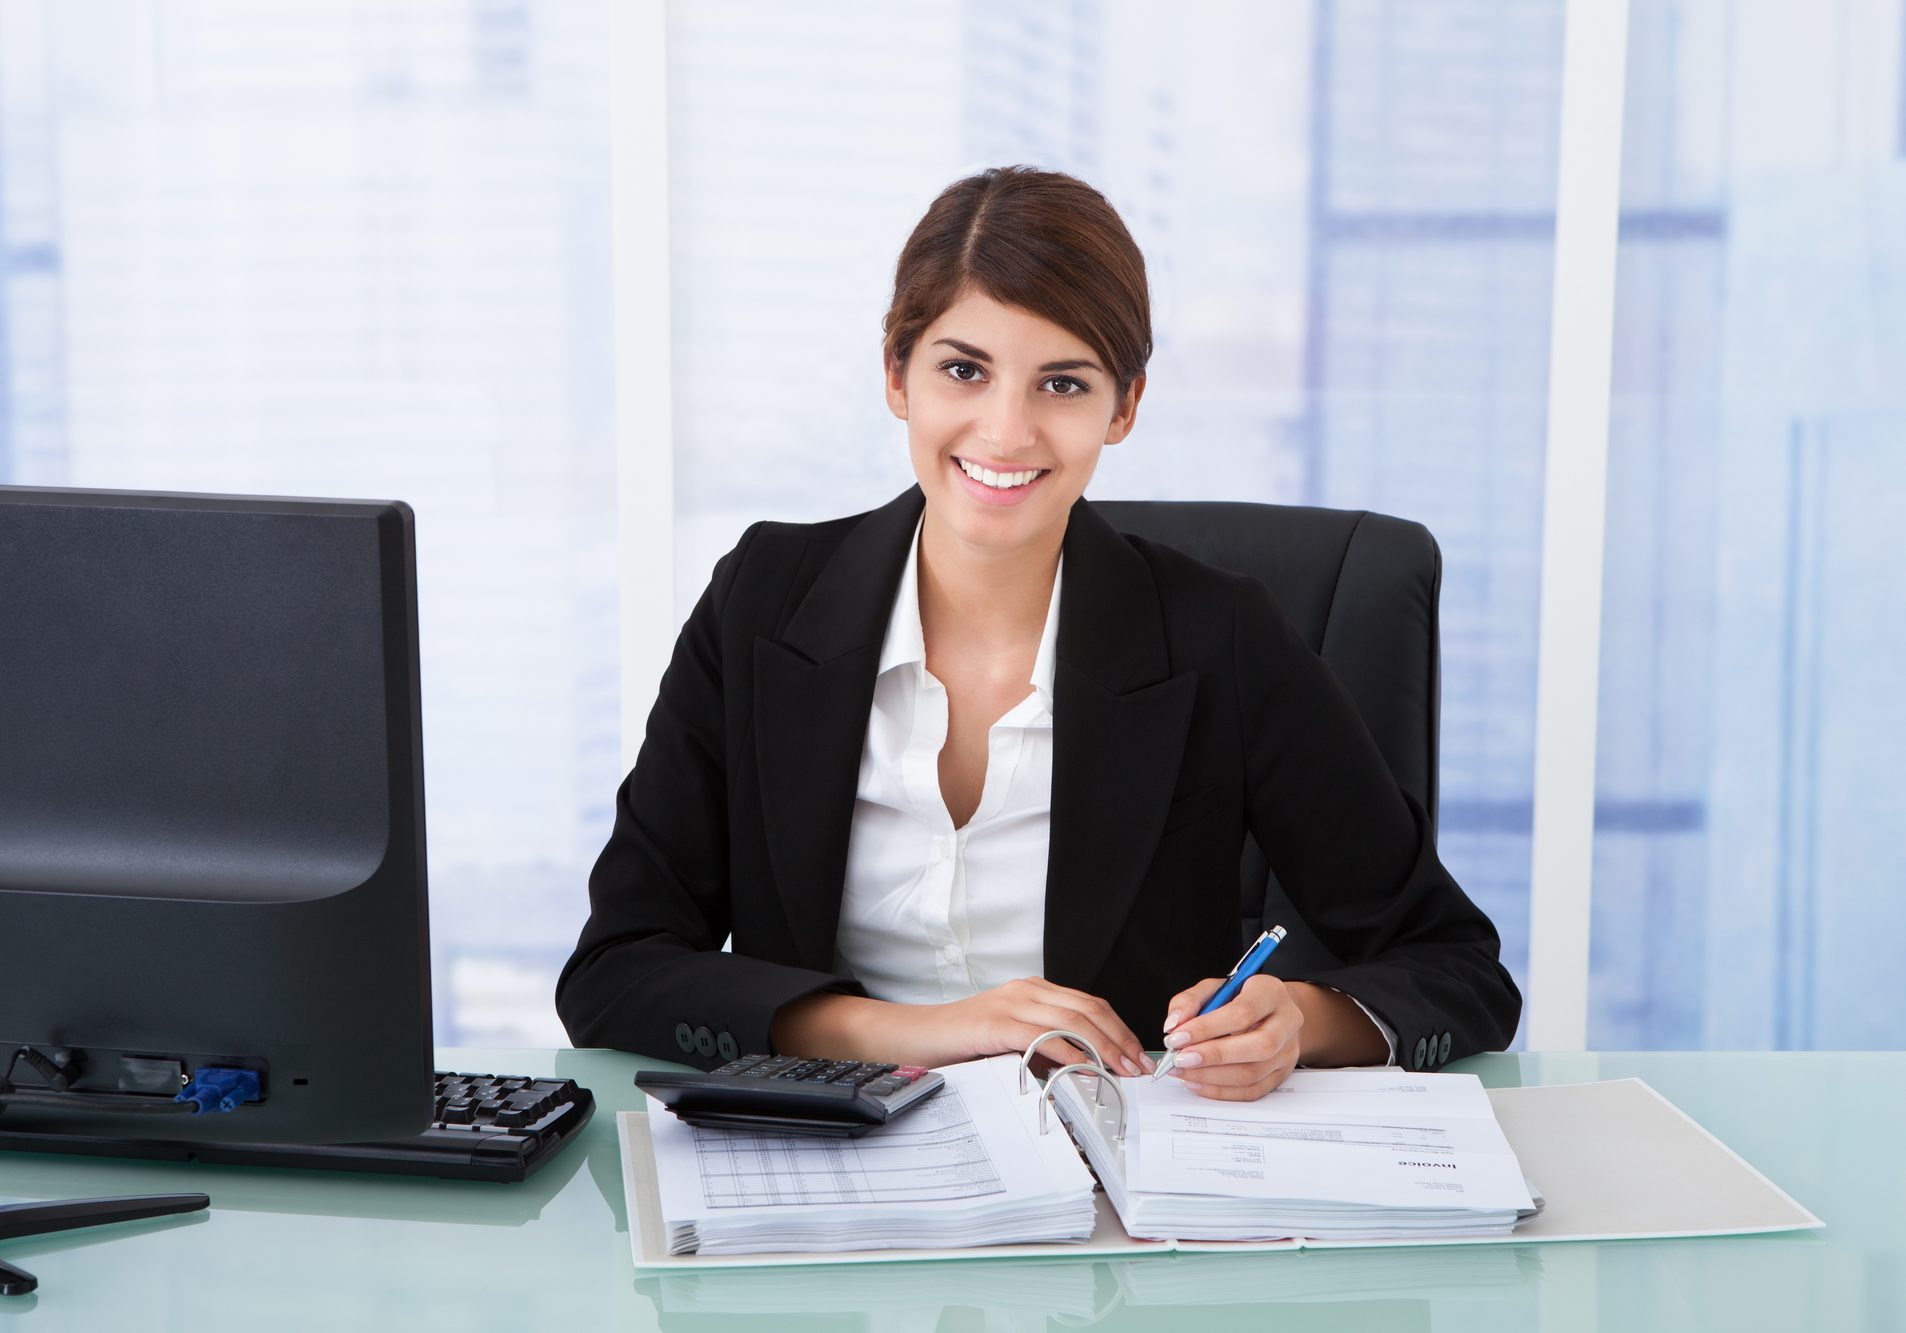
left=554, top=523, right=866, bottom=1065
left=1232, top=575, right=1523, bottom=1064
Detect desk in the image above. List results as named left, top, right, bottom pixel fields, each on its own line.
left=0, top=1049, right=1897, bottom=1331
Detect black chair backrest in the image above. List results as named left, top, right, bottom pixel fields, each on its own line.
left=1093, top=501, right=1442, bottom=975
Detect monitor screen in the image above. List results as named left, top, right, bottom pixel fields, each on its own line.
left=0, top=486, right=434, bottom=1144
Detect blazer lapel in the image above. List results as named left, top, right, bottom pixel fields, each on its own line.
left=754, top=487, right=924, bottom=971
left=1043, top=498, right=1198, bottom=991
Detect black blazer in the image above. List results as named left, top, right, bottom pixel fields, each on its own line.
left=556, top=486, right=1521, bottom=1070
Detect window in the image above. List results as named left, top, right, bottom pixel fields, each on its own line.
left=1591, top=0, right=1906, bottom=1048
left=0, top=0, right=617, bottom=1044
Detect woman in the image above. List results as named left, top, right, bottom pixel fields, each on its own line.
left=556, top=166, right=1520, bottom=1101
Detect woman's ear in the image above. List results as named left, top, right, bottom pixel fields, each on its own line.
left=884, top=352, right=909, bottom=421
left=1104, top=372, right=1147, bottom=444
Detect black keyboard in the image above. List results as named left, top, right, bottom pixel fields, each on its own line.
left=0, top=1071, right=594, bottom=1183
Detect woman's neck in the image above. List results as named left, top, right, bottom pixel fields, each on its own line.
left=916, top=511, right=1063, bottom=656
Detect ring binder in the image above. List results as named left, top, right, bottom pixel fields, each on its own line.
left=1016, top=1030, right=1127, bottom=1144
left=1017, top=1029, right=1111, bottom=1104
left=622, top=1061, right=1822, bottom=1267
left=1041, top=1063, right=1127, bottom=1142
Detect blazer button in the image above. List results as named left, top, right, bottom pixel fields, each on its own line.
left=717, top=1031, right=739, bottom=1062
left=1439, top=1032, right=1453, bottom=1065
left=694, top=1026, right=717, bottom=1058
left=674, top=1022, right=695, bottom=1054
left=1412, top=1037, right=1428, bottom=1070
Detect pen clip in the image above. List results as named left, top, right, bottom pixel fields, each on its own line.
left=1225, top=929, right=1275, bottom=979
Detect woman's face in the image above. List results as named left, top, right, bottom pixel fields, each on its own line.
left=886, top=287, right=1143, bottom=560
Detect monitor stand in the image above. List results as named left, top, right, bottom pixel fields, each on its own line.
left=0, top=1194, right=209, bottom=1296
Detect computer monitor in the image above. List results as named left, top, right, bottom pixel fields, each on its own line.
left=0, top=485, right=434, bottom=1148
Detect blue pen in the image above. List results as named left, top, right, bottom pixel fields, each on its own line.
left=1151, top=925, right=1287, bottom=1081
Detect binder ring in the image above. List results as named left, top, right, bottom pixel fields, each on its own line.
left=1040, top=1062, right=1127, bottom=1143
left=1018, top=1029, right=1108, bottom=1098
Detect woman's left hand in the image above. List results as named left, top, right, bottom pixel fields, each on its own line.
left=1158, top=974, right=1305, bottom=1100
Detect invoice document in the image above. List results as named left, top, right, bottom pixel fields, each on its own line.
left=645, top=1056, right=1096, bottom=1254
left=1131, top=1068, right=1536, bottom=1211
left=1055, top=1066, right=1537, bottom=1240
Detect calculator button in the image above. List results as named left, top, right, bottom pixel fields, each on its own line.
left=896, top=1066, right=928, bottom=1079
left=865, top=1077, right=905, bottom=1095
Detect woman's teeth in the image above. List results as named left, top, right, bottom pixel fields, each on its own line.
left=957, top=458, right=1047, bottom=489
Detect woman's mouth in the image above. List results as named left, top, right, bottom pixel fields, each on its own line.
left=951, top=456, right=1050, bottom=506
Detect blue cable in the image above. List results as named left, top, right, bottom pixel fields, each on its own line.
left=175, top=1068, right=261, bottom=1114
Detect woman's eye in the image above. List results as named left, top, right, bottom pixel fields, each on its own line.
left=1045, top=377, right=1087, bottom=396
left=942, top=360, right=983, bottom=383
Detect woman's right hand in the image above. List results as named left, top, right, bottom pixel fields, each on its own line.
left=893, top=977, right=1156, bottom=1076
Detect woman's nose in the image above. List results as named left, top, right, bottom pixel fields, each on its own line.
left=977, top=395, right=1034, bottom=453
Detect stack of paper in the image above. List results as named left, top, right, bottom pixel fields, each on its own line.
left=643, top=1056, right=1097, bottom=1256
left=1051, top=1067, right=1538, bottom=1241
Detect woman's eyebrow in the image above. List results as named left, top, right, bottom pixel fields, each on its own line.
left=932, top=337, right=1102, bottom=375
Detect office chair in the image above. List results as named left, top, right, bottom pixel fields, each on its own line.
left=1093, top=501, right=1441, bottom=979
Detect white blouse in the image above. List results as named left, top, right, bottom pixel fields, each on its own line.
left=832, top=514, right=1059, bottom=1002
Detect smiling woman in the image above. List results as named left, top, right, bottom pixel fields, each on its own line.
left=556, top=166, right=1521, bottom=1101
left=877, top=168, right=1152, bottom=565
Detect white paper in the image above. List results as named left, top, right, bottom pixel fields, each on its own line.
left=1131, top=1070, right=1535, bottom=1213
left=643, top=1055, right=1096, bottom=1254
left=1052, top=1067, right=1537, bottom=1240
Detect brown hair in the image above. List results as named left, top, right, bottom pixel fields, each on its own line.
left=882, top=166, right=1152, bottom=406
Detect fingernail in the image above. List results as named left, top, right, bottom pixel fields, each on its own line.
left=1174, top=1050, right=1203, bottom=1069
left=1139, top=1052, right=1156, bottom=1074
left=1163, top=1031, right=1189, bottom=1050
left=1118, top=1055, right=1138, bottom=1076
left=1163, top=1012, right=1183, bottom=1035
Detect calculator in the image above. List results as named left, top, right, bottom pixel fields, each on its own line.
left=635, top=1055, right=946, bottom=1137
